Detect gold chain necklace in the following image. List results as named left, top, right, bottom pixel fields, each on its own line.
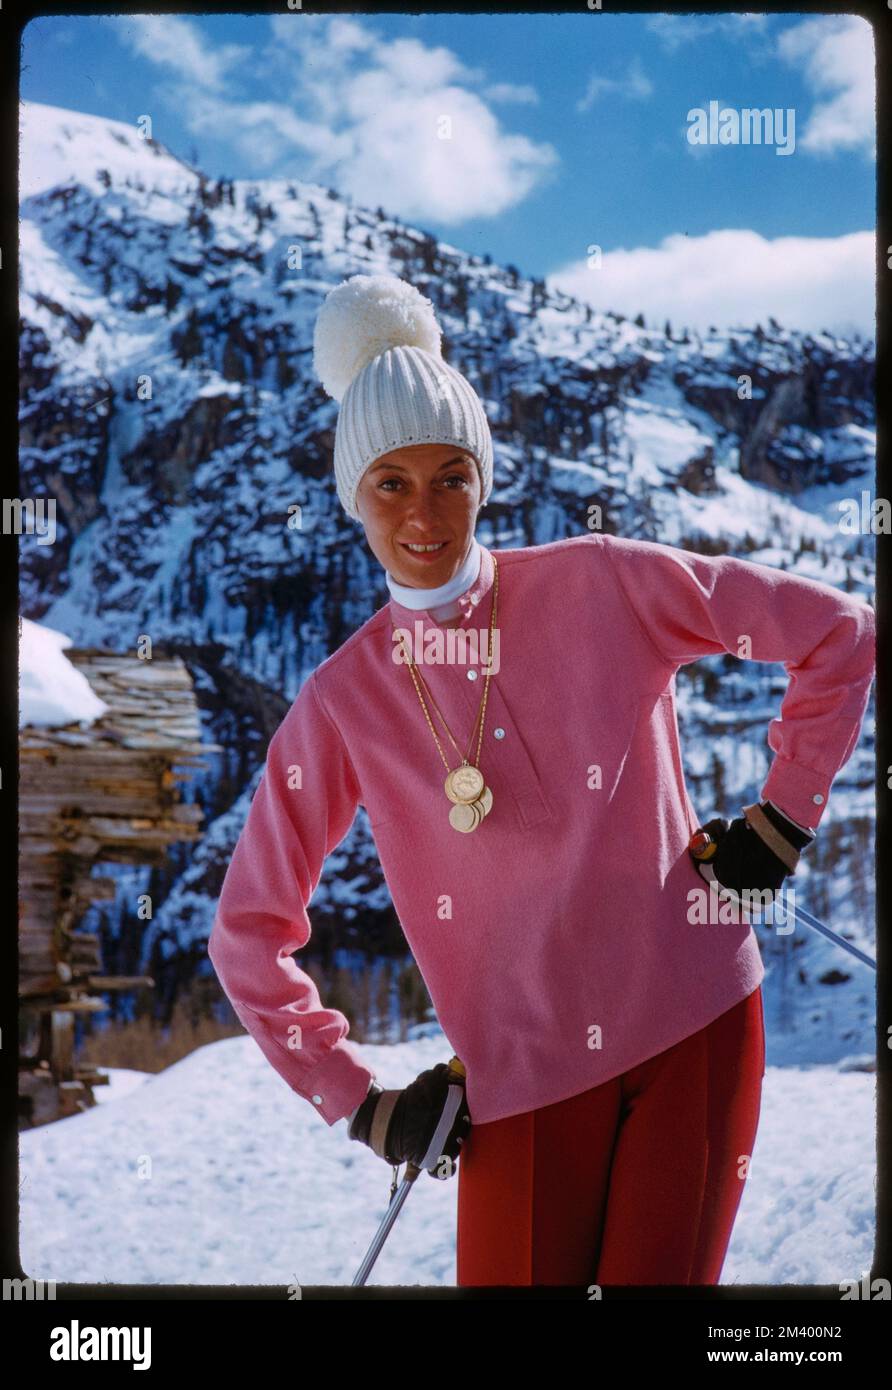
left=391, top=554, right=499, bottom=833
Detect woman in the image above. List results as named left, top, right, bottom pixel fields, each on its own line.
left=208, top=274, right=876, bottom=1287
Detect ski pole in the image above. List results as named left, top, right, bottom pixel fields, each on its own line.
left=351, top=1056, right=467, bottom=1287
left=774, top=894, right=876, bottom=971
left=689, top=830, right=876, bottom=970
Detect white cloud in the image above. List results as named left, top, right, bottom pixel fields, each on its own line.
left=174, top=90, right=349, bottom=171
left=777, top=14, right=874, bottom=157
left=110, top=14, right=248, bottom=91
left=484, top=82, right=540, bottom=105
left=156, top=14, right=558, bottom=225
left=647, top=14, right=770, bottom=54
left=548, top=228, right=874, bottom=338
left=334, top=78, right=557, bottom=224
left=577, top=57, right=653, bottom=112
left=324, top=15, right=377, bottom=56
left=261, top=19, right=555, bottom=222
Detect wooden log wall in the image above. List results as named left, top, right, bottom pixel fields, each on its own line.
left=19, top=648, right=221, bottom=1126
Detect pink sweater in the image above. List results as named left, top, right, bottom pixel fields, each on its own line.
left=207, top=533, right=876, bottom=1127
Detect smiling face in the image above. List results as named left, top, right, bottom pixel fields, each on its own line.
left=355, top=442, right=482, bottom=588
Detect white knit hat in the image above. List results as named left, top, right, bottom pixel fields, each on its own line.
left=312, top=274, right=493, bottom=522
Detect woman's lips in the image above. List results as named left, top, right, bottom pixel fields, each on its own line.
left=399, top=540, right=450, bottom=561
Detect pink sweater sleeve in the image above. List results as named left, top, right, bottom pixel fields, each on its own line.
left=207, top=671, right=377, bottom=1126
left=602, top=534, right=876, bottom=831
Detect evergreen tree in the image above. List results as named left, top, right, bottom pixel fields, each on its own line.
left=709, top=749, right=726, bottom=809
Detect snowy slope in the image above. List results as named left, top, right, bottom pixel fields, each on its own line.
left=20, top=101, right=201, bottom=201
left=18, top=1032, right=876, bottom=1288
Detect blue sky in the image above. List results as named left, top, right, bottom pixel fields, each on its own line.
left=21, top=11, right=875, bottom=335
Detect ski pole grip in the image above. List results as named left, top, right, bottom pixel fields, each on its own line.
left=689, top=830, right=717, bottom=861
left=446, top=1056, right=466, bottom=1080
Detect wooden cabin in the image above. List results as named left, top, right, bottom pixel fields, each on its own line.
left=19, top=647, right=220, bottom=1127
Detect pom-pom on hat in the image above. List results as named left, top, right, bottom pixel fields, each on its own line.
left=312, top=274, right=493, bottom=522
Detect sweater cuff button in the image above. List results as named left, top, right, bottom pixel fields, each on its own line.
left=311, top=1094, right=323, bottom=1105
left=812, top=794, right=825, bottom=806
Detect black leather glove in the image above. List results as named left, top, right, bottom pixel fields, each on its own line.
left=689, top=800, right=814, bottom=904
left=348, top=1063, right=471, bottom=1179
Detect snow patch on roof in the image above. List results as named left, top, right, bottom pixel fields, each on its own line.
left=19, top=617, right=109, bottom=729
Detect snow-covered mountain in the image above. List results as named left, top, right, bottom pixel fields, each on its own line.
left=19, top=100, right=877, bottom=1064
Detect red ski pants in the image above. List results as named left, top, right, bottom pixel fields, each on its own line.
left=456, top=986, right=765, bottom=1286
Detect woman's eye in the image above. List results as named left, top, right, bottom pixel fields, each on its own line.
left=378, top=475, right=468, bottom=492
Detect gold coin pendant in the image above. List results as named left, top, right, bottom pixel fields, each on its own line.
left=445, top=764, right=485, bottom=805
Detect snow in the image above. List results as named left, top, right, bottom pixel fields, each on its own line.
left=18, top=1029, right=875, bottom=1287
left=728, top=1064, right=876, bottom=1286
left=197, top=378, right=243, bottom=398
left=622, top=393, right=713, bottom=486
left=90, top=1069, right=154, bottom=1105
left=18, top=617, right=109, bottom=729
left=19, top=100, right=199, bottom=202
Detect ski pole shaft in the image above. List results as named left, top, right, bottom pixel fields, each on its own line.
left=779, top=893, right=876, bottom=971
left=351, top=1164, right=421, bottom=1287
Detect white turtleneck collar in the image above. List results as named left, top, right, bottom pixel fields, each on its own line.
left=385, top=536, right=482, bottom=615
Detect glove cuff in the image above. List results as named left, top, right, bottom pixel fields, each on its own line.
left=744, top=802, right=808, bottom=874
left=763, top=799, right=816, bottom=842
left=347, top=1079, right=384, bottom=1146
left=369, top=1089, right=401, bottom=1162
